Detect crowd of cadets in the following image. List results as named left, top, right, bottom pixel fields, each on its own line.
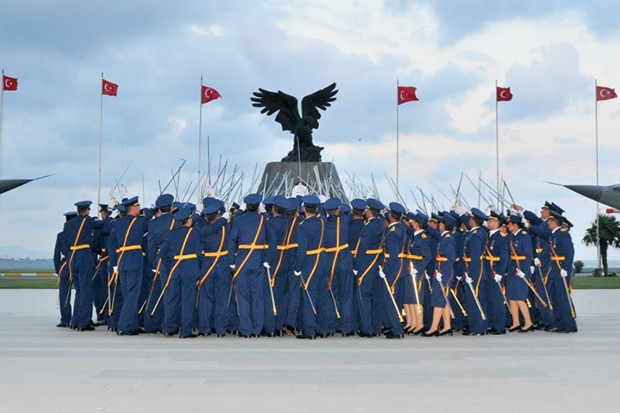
left=53, top=193, right=577, bottom=339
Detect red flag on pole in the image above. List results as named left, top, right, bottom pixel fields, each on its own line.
left=397, top=86, right=418, bottom=105
left=2, top=75, right=18, bottom=91
left=496, top=86, right=512, bottom=101
left=201, top=86, right=221, bottom=104
left=596, top=86, right=617, bottom=101
left=102, top=79, right=118, bottom=96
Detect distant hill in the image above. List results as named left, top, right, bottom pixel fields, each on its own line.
left=0, top=258, right=54, bottom=271
left=0, top=246, right=51, bottom=260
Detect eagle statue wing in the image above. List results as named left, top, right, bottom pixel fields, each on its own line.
left=300, top=83, right=338, bottom=127
left=251, top=88, right=300, bottom=133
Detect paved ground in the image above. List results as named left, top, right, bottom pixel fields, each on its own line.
left=1, top=289, right=619, bottom=413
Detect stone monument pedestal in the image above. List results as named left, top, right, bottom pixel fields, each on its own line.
left=257, top=162, right=348, bottom=202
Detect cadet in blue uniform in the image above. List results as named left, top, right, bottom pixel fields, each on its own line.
left=196, top=200, right=231, bottom=337
left=144, top=194, right=176, bottom=334
left=347, top=198, right=366, bottom=333
left=92, top=204, right=111, bottom=324
left=404, top=211, right=432, bottom=335
left=424, top=213, right=456, bottom=336
left=379, top=202, right=407, bottom=339
left=462, top=208, right=489, bottom=336
left=483, top=210, right=510, bottom=334
left=108, top=196, right=148, bottom=336
left=54, top=211, right=77, bottom=327
left=62, top=200, right=97, bottom=331
left=282, top=198, right=302, bottom=335
left=158, top=206, right=203, bottom=338
left=323, top=197, right=356, bottom=336
left=506, top=214, right=534, bottom=332
left=547, top=213, right=577, bottom=333
left=228, top=194, right=267, bottom=338
left=354, top=198, right=385, bottom=337
left=294, top=195, right=327, bottom=339
left=262, top=196, right=290, bottom=336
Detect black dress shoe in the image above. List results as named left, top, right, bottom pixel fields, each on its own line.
left=296, top=333, right=316, bottom=339
left=342, top=332, right=356, bottom=337
left=508, top=325, right=521, bottom=332
left=317, top=333, right=333, bottom=338
left=439, top=329, right=453, bottom=336
left=463, top=330, right=485, bottom=336
left=385, top=332, right=404, bottom=339
left=217, top=333, right=226, bottom=337
left=407, top=328, right=424, bottom=336
left=180, top=333, right=197, bottom=339
left=422, top=330, right=439, bottom=337
left=117, top=330, right=139, bottom=336
left=197, top=332, right=211, bottom=336
left=357, top=331, right=373, bottom=338
left=107, top=327, right=117, bottom=332
left=78, top=326, right=96, bottom=331
left=518, top=325, right=534, bottom=333
left=545, top=326, right=559, bottom=332
left=489, top=328, right=506, bottom=335
left=556, top=328, right=578, bottom=333
left=56, top=323, right=69, bottom=328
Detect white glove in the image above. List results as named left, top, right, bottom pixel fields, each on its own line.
left=378, top=268, right=386, bottom=279
left=113, top=266, right=118, bottom=273
left=110, top=210, right=120, bottom=219
left=425, top=272, right=431, bottom=281
left=263, top=262, right=270, bottom=269
left=230, top=264, right=236, bottom=270
left=530, top=266, right=535, bottom=274
left=222, top=212, right=230, bottom=220
left=560, top=269, right=568, bottom=278
left=465, top=276, right=473, bottom=284
left=456, top=276, right=462, bottom=281
left=195, top=203, right=204, bottom=214
left=435, top=272, right=443, bottom=283
left=352, top=269, right=358, bottom=276
left=151, top=269, right=156, bottom=273
left=517, top=269, right=525, bottom=278
left=534, top=257, right=541, bottom=267
left=411, top=267, right=418, bottom=276
left=294, top=271, right=302, bottom=277
left=494, top=273, right=502, bottom=283
left=453, top=205, right=466, bottom=215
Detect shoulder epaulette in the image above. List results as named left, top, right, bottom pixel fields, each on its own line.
left=472, top=229, right=477, bottom=234
left=390, top=226, right=396, bottom=232
left=445, top=233, right=451, bottom=238
left=521, top=230, right=528, bottom=235
left=421, top=233, right=427, bottom=239
left=500, top=232, right=506, bottom=237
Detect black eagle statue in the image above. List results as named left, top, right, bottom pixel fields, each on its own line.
left=251, top=82, right=338, bottom=162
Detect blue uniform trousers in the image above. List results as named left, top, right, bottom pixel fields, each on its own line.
left=484, top=279, right=507, bottom=331
left=118, top=269, right=142, bottom=333
left=71, top=265, right=94, bottom=329
left=58, top=274, right=72, bottom=325
left=550, top=274, right=577, bottom=331
left=236, top=266, right=264, bottom=336
left=464, top=279, right=488, bottom=334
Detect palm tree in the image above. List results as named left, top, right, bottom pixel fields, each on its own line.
left=583, top=214, right=620, bottom=275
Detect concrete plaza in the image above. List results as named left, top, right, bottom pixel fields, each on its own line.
left=0, top=289, right=619, bottom=413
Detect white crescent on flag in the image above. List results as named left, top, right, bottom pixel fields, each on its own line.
left=500, top=90, right=509, bottom=99
left=105, top=83, right=113, bottom=93
left=400, top=90, right=407, bottom=101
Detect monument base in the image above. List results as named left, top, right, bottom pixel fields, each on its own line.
left=257, top=162, right=348, bottom=203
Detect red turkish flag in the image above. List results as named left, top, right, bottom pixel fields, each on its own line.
left=496, top=86, right=512, bottom=102
left=2, top=75, right=18, bottom=91
left=201, top=86, right=221, bottom=104
left=102, top=79, right=118, bottom=96
left=596, top=86, right=617, bottom=101
left=398, top=86, right=418, bottom=105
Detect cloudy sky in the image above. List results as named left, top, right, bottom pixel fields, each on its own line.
left=1, top=0, right=620, bottom=261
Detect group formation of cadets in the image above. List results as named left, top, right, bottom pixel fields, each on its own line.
left=53, top=192, right=578, bottom=339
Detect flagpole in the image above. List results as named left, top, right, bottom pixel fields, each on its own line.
left=198, top=75, right=203, bottom=204
left=0, top=70, right=5, bottom=180
left=98, top=72, right=104, bottom=215
left=396, top=79, right=400, bottom=194
left=595, top=78, right=602, bottom=273
left=495, top=80, right=500, bottom=208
